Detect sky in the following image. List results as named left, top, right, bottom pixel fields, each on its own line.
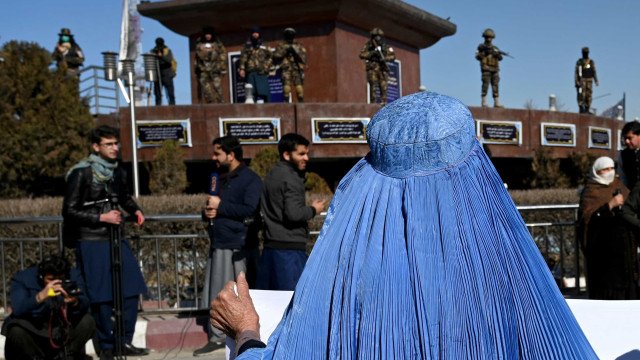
left=1, top=0, right=639, bottom=119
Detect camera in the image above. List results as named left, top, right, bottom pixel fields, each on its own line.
left=61, top=279, right=81, bottom=296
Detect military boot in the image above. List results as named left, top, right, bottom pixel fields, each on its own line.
left=493, top=97, right=504, bottom=108
left=481, top=96, right=488, bottom=107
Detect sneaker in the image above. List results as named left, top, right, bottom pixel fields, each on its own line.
left=193, top=341, right=225, bottom=356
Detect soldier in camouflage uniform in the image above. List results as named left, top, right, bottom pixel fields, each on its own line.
left=475, top=28, right=503, bottom=108
left=195, top=27, right=227, bottom=103
left=359, top=28, right=395, bottom=105
left=238, top=29, right=273, bottom=103
left=51, top=28, right=84, bottom=79
left=575, top=47, right=599, bottom=114
left=273, top=28, right=307, bottom=103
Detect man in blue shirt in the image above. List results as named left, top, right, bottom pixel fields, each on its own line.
left=194, top=135, right=263, bottom=356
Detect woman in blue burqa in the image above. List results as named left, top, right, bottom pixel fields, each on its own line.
left=211, top=92, right=598, bottom=359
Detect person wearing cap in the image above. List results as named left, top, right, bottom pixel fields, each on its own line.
left=359, top=28, right=395, bottom=105
left=151, top=37, right=176, bottom=105
left=238, top=28, right=273, bottom=103
left=51, top=28, right=84, bottom=79
left=575, top=47, right=599, bottom=114
left=273, top=28, right=307, bottom=103
left=195, top=27, right=227, bottom=103
left=210, top=92, right=598, bottom=359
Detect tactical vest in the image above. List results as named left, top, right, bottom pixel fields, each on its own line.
left=578, top=59, right=595, bottom=78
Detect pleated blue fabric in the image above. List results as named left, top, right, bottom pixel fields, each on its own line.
left=239, top=92, right=598, bottom=359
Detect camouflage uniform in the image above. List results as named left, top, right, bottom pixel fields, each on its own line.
left=195, top=31, right=227, bottom=103
left=575, top=47, right=599, bottom=114
left=51, top=28, right=84, bottom=79
left=359, top=28, right=395, bottom=104
left=273, top=28, right=307, bottom=102
left=238, top=35, right=273, bottom=102
left=475, top=28, right=503, bottom=107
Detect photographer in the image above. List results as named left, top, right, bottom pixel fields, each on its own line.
left=2, top=255, right=95, bottom=360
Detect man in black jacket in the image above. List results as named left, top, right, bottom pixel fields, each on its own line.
left=193, top=135, right=263, bottom=357
left=62, top=125, right=149, bottom=360
left=2, top=255, right=95, bottom=360
left=151, top=37, right=176, bottom=105
left=257, top=133, right=326, bottom=290
left=620, top=120, right=640, bottom=190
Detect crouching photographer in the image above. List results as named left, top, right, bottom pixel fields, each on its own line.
left=2, top=255, right=95, bottom=360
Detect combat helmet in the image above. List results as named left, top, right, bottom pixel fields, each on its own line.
left=482, top=28, right=495, bottom=38
left=284, top=27, right=296, bottom=35
left=370, top=28, right=384, bottom=37
left=59, top=28, right=73, bottom=36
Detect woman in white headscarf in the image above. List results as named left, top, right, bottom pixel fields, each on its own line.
left=578, top=156, right=637, bottom=299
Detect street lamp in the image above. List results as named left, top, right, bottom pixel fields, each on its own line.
left=102, top=51, right=158, bottom=198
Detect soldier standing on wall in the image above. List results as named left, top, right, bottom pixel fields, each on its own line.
left=273, top=28, right=307, bottom=103
left=195, top=27, right=227, bottom=103
left=359, top=28, right=396, bottom=105
left=238, top=28, right=273, bottom=103
left=575, top=47, right=599, bottom=114
left=475, top=28, right=505, bottom=108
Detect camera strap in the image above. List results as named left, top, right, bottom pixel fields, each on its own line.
left=48, top=301, right=70, bottom=349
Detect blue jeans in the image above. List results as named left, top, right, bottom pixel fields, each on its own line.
left=257, top=248, right=307, bottom=290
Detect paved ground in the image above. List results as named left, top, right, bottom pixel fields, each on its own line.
left=106, top=348, right=227, bottom=360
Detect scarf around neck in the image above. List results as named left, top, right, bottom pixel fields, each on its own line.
left=66, top=153, right=117, bottom=184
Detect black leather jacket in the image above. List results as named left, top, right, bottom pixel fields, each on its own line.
left=62, top=166, right=141, bottom=242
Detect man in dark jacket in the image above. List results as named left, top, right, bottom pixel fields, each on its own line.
left=2, top=255, right=95, bottom=360
left=151, top=37, right=176, bottom=105
left=193, top=135, right=263, bottom=356
left=62, top=125, right=149, bottom=360
left=257, top=133, right=327, bottom=290
left=620, top=120, right=640, bottom=190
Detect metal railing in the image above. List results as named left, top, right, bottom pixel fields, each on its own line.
left=79, top=65, right=120, bottom=116
left=0, top=204, right=582, bottom=316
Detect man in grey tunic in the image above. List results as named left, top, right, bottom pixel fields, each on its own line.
left=194, top=136, right=262, bottom=356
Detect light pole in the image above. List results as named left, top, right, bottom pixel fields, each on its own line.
left=102, top=51, right=158, bottom=198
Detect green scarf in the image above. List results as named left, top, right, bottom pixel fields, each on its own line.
left=66, top=153, right=117, bottom=184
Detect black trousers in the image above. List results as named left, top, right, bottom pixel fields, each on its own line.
left=4, top=313, right=95, bottom=360
left=153, top=71, right=175, bottom=105
left=91, top=296, right=139, bottom=351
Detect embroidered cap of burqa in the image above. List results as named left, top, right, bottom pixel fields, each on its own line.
left=239, top=92, right=597, bottom=359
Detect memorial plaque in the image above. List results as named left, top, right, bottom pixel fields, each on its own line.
left=367, top=60, right=401, bottom=104
left=540, top=123, right=576, bottom=147
left=136, top=120, right=192, bottom=148
left=311, top=118, right=369, bottom=143
left=219, top=118, right=280, bottom=144
left=588, top=127, right=611, bottom=149
left=476, top=120, right=522, bottom=145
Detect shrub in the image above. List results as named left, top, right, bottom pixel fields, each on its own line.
left=529, top=147, right=570, bottom=189
left=147, top=140, right=188, bottom=195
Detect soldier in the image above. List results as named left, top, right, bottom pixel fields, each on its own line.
left=359, top=28, right=396, bottom=105
left=238, top=29, right=273, bottom=103
left=475, top=28, right=503, bottom=108
left=51, top=28, right=84, bottom=79
left=195, top=27, right=227, bottom=103
left=273, top=28, right=307, bottom=103
left=575, top=47, right=599, bottom=114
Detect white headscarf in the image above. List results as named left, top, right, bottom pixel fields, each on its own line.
left=590, top=156, right=615, bottom=185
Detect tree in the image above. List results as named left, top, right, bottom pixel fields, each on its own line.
left=148, top=140, right=188, bottom=195
left=249, top=146, right=280, bottom=178
left=0, top=41, right=94, bottom=197
left=529, top=147, right=570, bottom=189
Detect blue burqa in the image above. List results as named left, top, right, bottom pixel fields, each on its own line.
left=239, top=92, right=597, bottom=359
